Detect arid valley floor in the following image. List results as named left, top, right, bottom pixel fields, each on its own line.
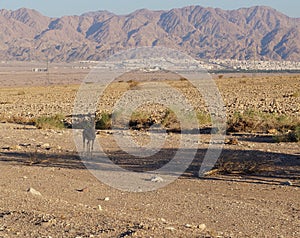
left=0, top=64, right=299, bottom=237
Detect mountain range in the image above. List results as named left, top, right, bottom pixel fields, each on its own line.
left=0, top=6, right=299, bottom=62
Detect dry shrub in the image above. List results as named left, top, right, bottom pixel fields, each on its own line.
left=161, top=109, right=179, bottom=130
left=179, top=77, right=188, bottom=81
left=95, top=112, right=112, bottom=130
left=129, top=111, right=154, bottom=130
left=1, top=114, right=35, bottom=125
left=227, top=110, right=300, bottom=133
left=128, top=80, right=139, bottom=89
left=214, top=157, right=272, bottom=175
left=292, top=91, right=300, bottom=98
left=275, top=126, right=300, bottom=143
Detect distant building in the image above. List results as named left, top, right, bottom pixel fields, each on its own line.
left=32, top=68, right=48, bottom=72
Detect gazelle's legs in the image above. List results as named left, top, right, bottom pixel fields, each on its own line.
left=91, top=140, right=94, bottom=151
left=83, top=136, right=85, bottom=151
left=87, top=140, right=90, bottom=153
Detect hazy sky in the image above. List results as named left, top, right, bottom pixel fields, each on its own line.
left=1, top=0, right=299, bottom=18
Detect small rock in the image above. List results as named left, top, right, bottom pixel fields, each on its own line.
left=12, top=145, right=22, bottom=150
left=268, top=129, right=278, bottom=134
left=1, top=146, right=10, bottom=150
left=104, top=197, right=110, bottom=201
left=76, top=187, right=89, bottom=193
left=161, top=218, right=167, bottom=223
left=165, top=226, right=175, bottom=231
left=19, top=143, right=31, bottom=147
left=98, top=205, right=103, bottom=211
left=198, top=224, right=207, bottom=232
left=226, top=138, right=239, bottom=145
left=150, top=176, right=164, bottom=183
left=41, top=143, right=51, bottom=150
left=119, top=230, right=135, bottom=237
left=281, top=181, right=293, bottom=186
left=28, top=188, right=42, bottom=196
left=185, top=224, right=192, bottom=228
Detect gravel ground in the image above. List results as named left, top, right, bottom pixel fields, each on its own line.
left=0, top=123, right=299, bottom=237
left=0, top=68, right=299, bottom=237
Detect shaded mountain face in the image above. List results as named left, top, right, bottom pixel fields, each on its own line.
left=0, top=6, right=299, bottom=62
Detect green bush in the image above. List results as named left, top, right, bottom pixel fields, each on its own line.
left=96, top=113, right=112, bottom=130
left=196, top=111, right=212, bottom=126
left=35, top=114, right=65, bottom=129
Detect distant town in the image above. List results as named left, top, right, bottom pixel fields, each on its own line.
left=205, top=59, right=300, bottom=72
left=77, top=58, right=300, bottom=73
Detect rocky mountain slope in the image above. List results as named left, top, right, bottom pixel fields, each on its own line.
left=0, top=6, right=299, bottom=62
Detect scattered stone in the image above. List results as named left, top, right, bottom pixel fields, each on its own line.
left=104, top=197, right=110, bottom=201
left=98, top=205, right=103, bottom=211
left=150, top=176, right=164, bottom=183
left=185, top=224, right=192, bottom=228
left=225, top=138, right=239, bottom=145
left=268, top=129, right=278, bottom=134
left=12, top=145, right=22, bottom=150
left=203, top=169, right=219, bottom=176
left=1, top=146, right=10, bottom=150
left=165, top=226, right=176, bottom=231
left=19, top=143, right=31, bottom=147
left=0, top=211, right=12, bottom=218
left=160, top=218, right=167, bottom=223
left=119, top=229, right=135, bottom=237
left=41, top=143, right=51, bottom=150
left=281, top=181, right=293, bottom=186
left=198, top=224, right=207, bottom=232
left=28, top=187, right=42, bottom=196
left=76, top=187, right=89, bottom=192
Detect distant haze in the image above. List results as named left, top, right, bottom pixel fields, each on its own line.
left=1, top=1, right=299, bottom=17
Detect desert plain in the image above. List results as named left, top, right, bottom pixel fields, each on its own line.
left=0, top=63, right=299, bottom=237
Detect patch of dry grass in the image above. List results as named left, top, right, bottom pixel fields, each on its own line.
left=211, top=157, right=273, bottom=175
left=227, top=110, right=300, bottom=133
left=275, top=126, right=300, bottom=143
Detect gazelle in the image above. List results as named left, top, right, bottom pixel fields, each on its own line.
left=82, top=114, right=96, bottom=153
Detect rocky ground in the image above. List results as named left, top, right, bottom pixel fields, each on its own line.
left=0, top=71, right=299, bottom=120
left=0, top=67, right=299, bottom=237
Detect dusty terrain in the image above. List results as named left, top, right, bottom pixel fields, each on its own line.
left=0, top=66, right=299, bottom=237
